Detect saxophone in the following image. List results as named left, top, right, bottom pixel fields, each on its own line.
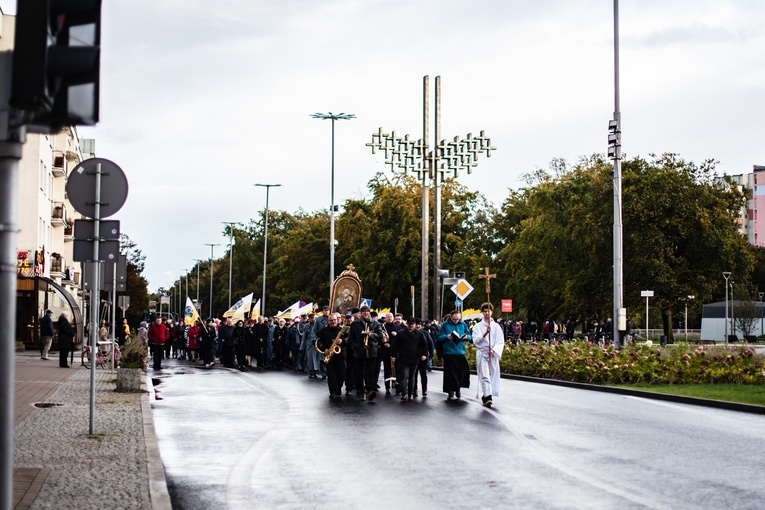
left=324, top=325, right=349, bottom=364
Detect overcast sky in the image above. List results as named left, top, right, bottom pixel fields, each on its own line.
left=4, top=1, right=765, bottom=290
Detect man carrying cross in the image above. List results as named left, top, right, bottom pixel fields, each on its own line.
left=471, top=302, right=505, bottom=407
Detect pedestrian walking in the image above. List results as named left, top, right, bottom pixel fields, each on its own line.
left=437, top=310, right=471, bottom=400
left=471, top=303, right=505, bottom=407
left=57, top=311, right=75, bottom=368
left=39, top=309, right=54, bottom=360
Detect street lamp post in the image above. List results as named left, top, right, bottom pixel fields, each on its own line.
left=254, top=184, right=282, bottom=317
left=222, top=222, right=239, bottom=309
left=730, top=279, right=735, bottom=341
left=723, top=272, right=731, bottom=344
left=311, top=112, right=355, bottom=300
left=206, top=244, right=220, bottom=319
left=193, top=259, right=203, bottom=306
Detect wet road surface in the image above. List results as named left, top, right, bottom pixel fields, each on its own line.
left=150, top=360, right=765, bottom=509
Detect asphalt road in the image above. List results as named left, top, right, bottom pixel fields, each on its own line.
left=150, top=360, right=765, bottom=509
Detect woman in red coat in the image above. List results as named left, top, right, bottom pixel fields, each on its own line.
left=187, top=322, right=201, bottom=362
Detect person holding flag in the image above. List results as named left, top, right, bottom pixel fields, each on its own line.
left=471, top=302, right=505, bottom=407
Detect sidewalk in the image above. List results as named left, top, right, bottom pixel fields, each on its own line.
left=12, top=351, right=170, bottom=510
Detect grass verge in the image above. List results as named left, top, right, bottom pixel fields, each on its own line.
left=611, top=383, right=765, bottom=406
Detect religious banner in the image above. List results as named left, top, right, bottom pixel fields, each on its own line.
left=330, top=265, right=362, bottom=315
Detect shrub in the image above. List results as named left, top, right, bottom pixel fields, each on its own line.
left=120, top=339, right=148, bottom=369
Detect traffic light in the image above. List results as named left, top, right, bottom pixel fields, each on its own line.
left=607, top=118, right=620, bottom=159
left=10, top=0, right=101, bottom=132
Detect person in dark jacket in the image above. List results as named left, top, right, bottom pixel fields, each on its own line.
left=199, top=319, right=217, bottom=367
left=413, top=319, right=434, bottom=397
left=347, top=305, right=382, bottom=401
left=40, top=309, right=55, bottom=360
left=57, top=311, right=75, bottom=368
left=316, top=313, right=347, bottom=399
left=233, top=319, right=247, bottom=370
left=391, top=317, right=428, bottom=401
left=218, top=317, right=236, bottom=368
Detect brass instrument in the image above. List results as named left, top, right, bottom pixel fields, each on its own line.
left=323, top=325, right=349, bottom=364
left=362, top=322, right=370, bottom=348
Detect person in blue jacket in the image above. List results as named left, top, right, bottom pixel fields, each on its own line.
left=437, top=309, right=471, bottom=400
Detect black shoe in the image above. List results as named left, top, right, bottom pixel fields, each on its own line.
left=385, top=389, right=391, bottom=395
left=368, top=391, right=377, bottom=401
left=455, top=390, right=461, bottom=399
left=447, top=391, right=454, bottom=401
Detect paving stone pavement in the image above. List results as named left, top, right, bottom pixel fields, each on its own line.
left=13, top=352, right=170, bottom=510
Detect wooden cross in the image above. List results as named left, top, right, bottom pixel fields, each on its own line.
left=478, top=266, right=496, bottom=303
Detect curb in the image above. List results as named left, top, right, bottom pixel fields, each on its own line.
left=430, top=366, right=765, bottom=415
left=501, top=373, right=765, bottom=415
left=143, top=373, right=172, bottom=510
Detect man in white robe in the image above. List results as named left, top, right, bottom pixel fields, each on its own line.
left=471, top=302, right=505, bottom=407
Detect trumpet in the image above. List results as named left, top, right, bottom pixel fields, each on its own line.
left=362, top=323, right=370, bottom=348
left=323, top=325, right=349, bottom=364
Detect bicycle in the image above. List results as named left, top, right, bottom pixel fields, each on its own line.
left=81, top=340, right=121, bottom=369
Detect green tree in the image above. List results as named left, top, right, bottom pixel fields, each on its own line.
left=120, top=233, right=149, bottom=326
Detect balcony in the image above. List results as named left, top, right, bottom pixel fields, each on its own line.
left=50, top=255, right=65, bottom=278
left=64, top=224, right=74, bottom=242
left=51, top=202, right=68, bottom=227
left=52, top=150, right=66, bottom=177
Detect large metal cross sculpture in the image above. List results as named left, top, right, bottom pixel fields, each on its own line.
left=367, top=76, right=496, bottom=319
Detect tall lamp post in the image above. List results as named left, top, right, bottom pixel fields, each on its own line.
left=206, top=244, right=220, bottom=319
left=193, top=259, right=203, bottom=306
left=222, top=222, right=239, bottom=309
left=607, top=0, right=625, bottom=350
left=685, top=295, right=694, bottom=342
left=311, top=112, right=355, bottom=299
left=723, top=271, right=731, bottom=344
left=254, top=183, right=282, bottom=317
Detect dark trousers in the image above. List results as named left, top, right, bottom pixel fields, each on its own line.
left=345, top=351, right=355, bottom=392
left=202, top=341, right=216, bottom=365
left=151, top=343, right=163, bottom=369
left=256, top=342, right=266, bottom=368
left=398, top=363, right=417, bottom=397
left=59, top=347, right=70, bottom=367
left=236, top=343, right=248, bottom=368
left=377, top=355, right=392, bottom=390
left=326, top=359, right=346, bottom=396
left=413, top=359, right=428, bottom=395
left=354, top=357, right=377, bottom=394
left=222, top=342, right=235, bottom=367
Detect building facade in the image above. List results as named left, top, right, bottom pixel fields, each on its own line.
left=3, top=9, right=95, bottom=350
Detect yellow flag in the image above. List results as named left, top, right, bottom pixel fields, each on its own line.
left=184, top=297, right=200, bottom=327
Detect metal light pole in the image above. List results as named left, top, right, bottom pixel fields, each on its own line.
left=183, top=269, right=189, bottom=300
left=222, top=222, right=239, bottom=309
left=206, top=244, right=220, bottom=319
left=193, top=259, right=203, bottom=306
left=254, top=184, right=282, bottom=317
left=685, top=295, right=694, bottom=342
left=311, top=112, right=355, bottom=299
left=723, top=271, right=731, bottom=343
left=730, top=279, right=735, bottom=341
left=609, top=0, right=625, bottom=350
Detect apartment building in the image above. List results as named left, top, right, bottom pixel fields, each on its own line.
left=2, top=9, right=95, bottom=349
left=725, top=165, right=765, bottom=248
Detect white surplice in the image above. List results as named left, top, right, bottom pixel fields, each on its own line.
left=471, top=318, right=505, bottom=398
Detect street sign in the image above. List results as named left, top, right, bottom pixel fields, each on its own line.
left=641, top=290, right=654, bottom=297
left=501, top=299, right=513, bottom=313
left=66, top=158, right=128, bottom=219
left=450, top=279, right=474, bottom=300
left=455, top=299, right=462, bottom=307
left=73, top=239, right=120, bottom=262
left=73, top=219, right=120, bottom=240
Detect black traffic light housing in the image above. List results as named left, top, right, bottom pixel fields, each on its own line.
left=10, top=0, right=101, bottom=133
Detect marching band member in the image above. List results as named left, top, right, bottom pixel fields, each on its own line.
left=317, top=313, right=347, bottom=399
left=348, top=305, right=382, bottom=401
left=390, top=317, right=428, bottom=401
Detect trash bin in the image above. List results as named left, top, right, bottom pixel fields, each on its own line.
left=660, top=335, right=667, bottom=346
